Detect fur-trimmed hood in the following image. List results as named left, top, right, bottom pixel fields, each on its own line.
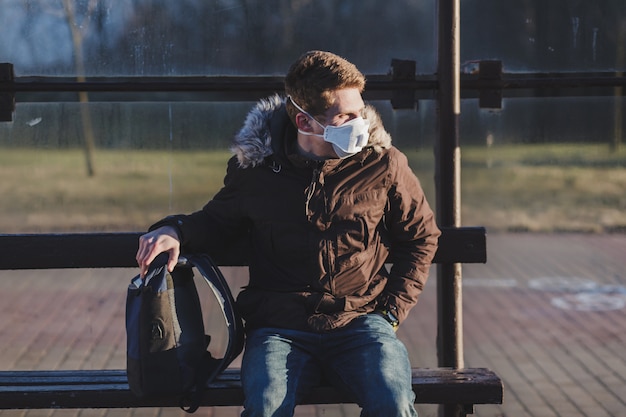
left=231, top=94, right=392, bottom=168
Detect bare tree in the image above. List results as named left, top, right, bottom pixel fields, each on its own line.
left=612, top=18, right=625, bottom=152
left=62, top=0, right=98, bottom=176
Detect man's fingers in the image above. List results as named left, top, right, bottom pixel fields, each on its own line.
left=136, top=228, right=181, bottom=278
left=166, top=247, right=180, bottom=273
left=136, top=235, right=156, bottom=277
left=139, top=246, right=164, bottom=277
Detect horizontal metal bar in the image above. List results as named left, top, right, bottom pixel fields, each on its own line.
left=464, top=73, right=626, bottom=90
left=5, top=76, right=287, bottom=93
left=1, top=72, right=623, bottom=94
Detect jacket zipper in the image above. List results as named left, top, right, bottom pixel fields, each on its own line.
left=305, top=167, right=334, bottom=288
left=305, top=167, right=321, bottom=220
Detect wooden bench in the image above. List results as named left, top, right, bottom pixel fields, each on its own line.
left=0, top=226, right=503, bottom=416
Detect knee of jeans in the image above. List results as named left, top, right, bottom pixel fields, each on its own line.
left=242, top=392, right=296, bottom=417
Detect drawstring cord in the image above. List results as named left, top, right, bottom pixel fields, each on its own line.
left=270, top=160, right=281, bottom=173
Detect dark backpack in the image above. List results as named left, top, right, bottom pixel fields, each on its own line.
left=126, top=253, right=244, bottom=413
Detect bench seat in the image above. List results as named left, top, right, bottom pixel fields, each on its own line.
left=0, top=368, right=503, bottom=409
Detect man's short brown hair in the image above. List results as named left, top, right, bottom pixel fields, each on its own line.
left=285, top=51, right=365, bottom=123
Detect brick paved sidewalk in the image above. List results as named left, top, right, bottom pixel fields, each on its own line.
left=0, top=233, right=625, bottom=417
left=460, top=233, right=626, bottom=417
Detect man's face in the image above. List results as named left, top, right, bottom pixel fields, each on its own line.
left=316, top=88, right=365, bottom=129
left=300, top=88, right=365, bottom=159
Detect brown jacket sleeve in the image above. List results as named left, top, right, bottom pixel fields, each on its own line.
left=380, top=148, right=441, bottom=324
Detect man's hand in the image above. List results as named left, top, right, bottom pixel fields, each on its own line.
left=136, top=226, right=181, bottom=278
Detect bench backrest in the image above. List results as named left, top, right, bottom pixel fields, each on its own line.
left=0, top=226, right=485, bottom=270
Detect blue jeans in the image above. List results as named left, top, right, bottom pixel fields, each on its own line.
left=240, top=314, right=418, bottom=417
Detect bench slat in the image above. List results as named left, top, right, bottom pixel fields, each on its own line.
left=0, top=226, right=486, bottom=270
left=0, top=368, right=502, bottom=409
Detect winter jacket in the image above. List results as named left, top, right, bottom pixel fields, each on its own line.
left=152, top=94, right=440, bottom=332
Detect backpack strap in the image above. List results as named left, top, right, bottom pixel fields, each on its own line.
left=176, top=254, right=245, bottom=412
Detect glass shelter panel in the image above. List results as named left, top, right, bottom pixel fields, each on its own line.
left=460, top=97, right=626, bottom=233
left=1, top=0, right=437, bottom=77
left=0, top=100, right=437, bottom=233
left=461, top=0, right=626, bottom=72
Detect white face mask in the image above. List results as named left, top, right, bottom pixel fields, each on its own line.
left=289, top=96, right=370, bottom=158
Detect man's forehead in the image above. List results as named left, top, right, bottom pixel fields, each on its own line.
left=325, top=88, right=364, bottom=114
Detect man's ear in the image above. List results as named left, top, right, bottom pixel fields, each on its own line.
left=295, top=113, right=313, bottom=132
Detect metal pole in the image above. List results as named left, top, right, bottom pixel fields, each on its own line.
left=436, top=0, right=463, bottom=375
